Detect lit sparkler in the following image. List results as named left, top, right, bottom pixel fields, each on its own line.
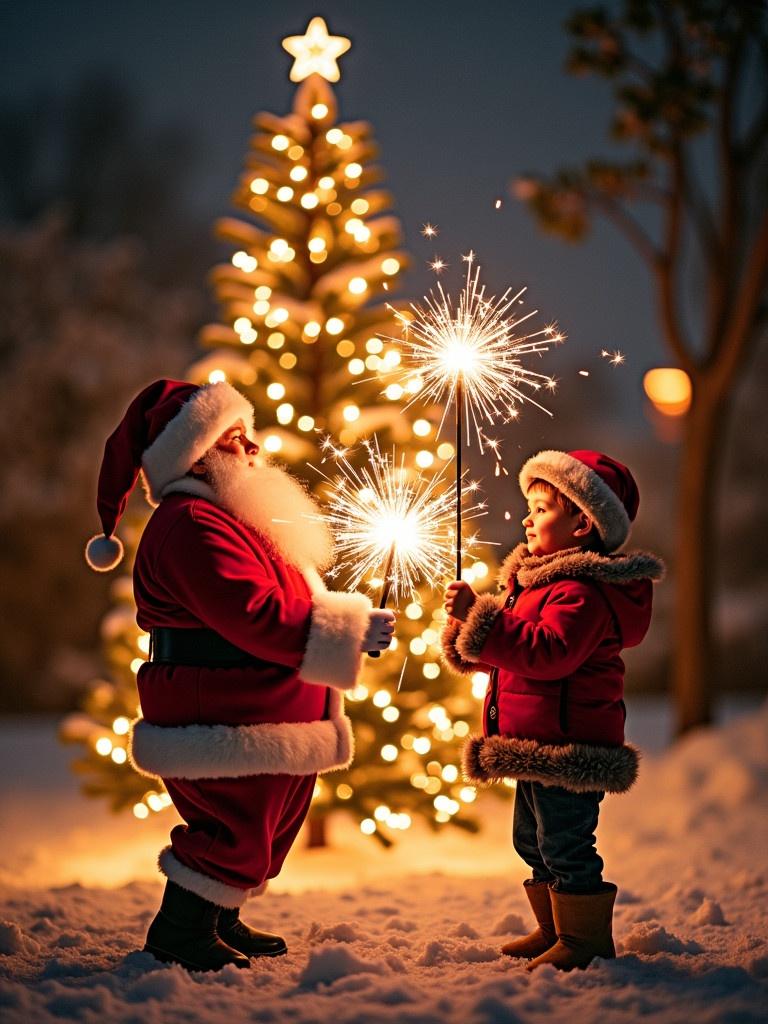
left=385, top=256, right=564, bottom=575
left=314, top=436, right=485, bottom=612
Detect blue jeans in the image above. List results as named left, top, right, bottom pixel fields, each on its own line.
left=513, top=781, right=604, bottom=893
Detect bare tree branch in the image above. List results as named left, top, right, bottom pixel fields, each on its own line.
left=714, top=207, right=768, bottom=385
left=678, top=149, right=720, bottom=262
left=705, top=34, right=746, bottom=357
left=656, top=144, right=697, bottom=373
left=587, top=191, right=661, bottom=270
left=740, top=35, right=768, bottom=163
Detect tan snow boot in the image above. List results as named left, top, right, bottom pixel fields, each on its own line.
left=501, top=880, right=556, bottom=959
left=526, top=883, right=617, bottom=972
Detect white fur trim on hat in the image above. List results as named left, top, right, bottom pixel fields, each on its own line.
left=158, top=847, right=265, bottom=908
left=84, top=533, right=124, bottom=571
left=299, top=590, right=373, bottom=690
left=141, top=381, right=254, bottom=506
left=128, top=711, right=354, bottom=780
left=519, top=450, right=630, bottom=552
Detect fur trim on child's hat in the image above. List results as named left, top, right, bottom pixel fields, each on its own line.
left=519, top=449, right=640, bottom=552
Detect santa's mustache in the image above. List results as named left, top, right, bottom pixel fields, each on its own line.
left=201, top=448, right=334, bottom=572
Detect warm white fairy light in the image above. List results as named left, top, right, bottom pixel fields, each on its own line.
left=386, top=258, right=565, bottom=450
left=315, top=436, right=485, bottom=604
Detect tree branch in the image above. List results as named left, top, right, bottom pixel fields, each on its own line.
left=737, top=32, right=768, bottom=163
left=678, top=149, right=720, bottom=263
left=588, top=192, right=661, bottom=270
left=713, top=207, right=768, bottom=387
left=705, top=36, right=745, bottom=356
left=655, top=146, right=697, bottom=373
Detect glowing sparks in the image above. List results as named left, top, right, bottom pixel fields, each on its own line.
left=495, top=198, right=502, bottom=209
left=314, top=437, right=485, bottom=604
left=282, top=16, right=351, bottom=83
left=421, top=223, right=438, bottom=238
left=429, top=257, right=448, bottom=274
left=602, top=348, right=626, bottom=366
left=385, top=258, right=565, bottom=449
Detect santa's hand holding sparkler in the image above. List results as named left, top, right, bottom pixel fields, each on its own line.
left=361, top=609, right=396, bottom=652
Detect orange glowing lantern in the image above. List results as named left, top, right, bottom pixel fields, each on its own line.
left=643, top=367, right=692, bottom=417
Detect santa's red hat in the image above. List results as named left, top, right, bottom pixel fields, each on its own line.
left=85, top=379, right=254, bottom=571
left=519, top=449, right=640, bottom=552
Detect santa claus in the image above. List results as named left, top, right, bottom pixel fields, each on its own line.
left=86, top=379, right=395, bottom=971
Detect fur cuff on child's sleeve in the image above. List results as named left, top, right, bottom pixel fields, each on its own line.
left=455, top=594, right=505, bottom=663
left=440, top=619, right=477, bottom=675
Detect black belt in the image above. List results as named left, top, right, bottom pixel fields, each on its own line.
left=149, top=628, right=260, bottom=667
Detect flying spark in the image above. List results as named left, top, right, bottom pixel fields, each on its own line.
left=495, top=198, right=502, bottom=209
left=313, top=437, right=485, bottom=604
left=602, top=348, right=626, bottom=366
left=429, top=257, right=448, bottom=274
left=421, top=223, right=438, bottom=238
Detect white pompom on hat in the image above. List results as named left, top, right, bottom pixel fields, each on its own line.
left=519, top=449, right=640, bottom=552
left=85, top=378, right=254, bottom=571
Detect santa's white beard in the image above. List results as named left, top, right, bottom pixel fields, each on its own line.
left=203, top=450, right=334, bottom=573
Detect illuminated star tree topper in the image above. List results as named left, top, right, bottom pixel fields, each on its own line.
left=282, top=16, right=351, bottom=83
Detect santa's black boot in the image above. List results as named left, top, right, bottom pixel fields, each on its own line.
left=144, top=881, right=251, bottom=972
left=217, top=906, right=287, bottom=958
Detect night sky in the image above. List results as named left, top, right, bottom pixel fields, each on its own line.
left=2, top=0, right=664, bottom=439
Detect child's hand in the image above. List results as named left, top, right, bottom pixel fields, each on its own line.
left=444, top=581, right=478, bottom=622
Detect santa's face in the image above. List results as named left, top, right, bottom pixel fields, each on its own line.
left=212, top=419, right=261, bottom=468
left=189, top=419, right=262, bottom=478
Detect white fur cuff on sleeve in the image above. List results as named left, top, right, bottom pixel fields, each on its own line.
left=300, top=590, right=373, bottom=690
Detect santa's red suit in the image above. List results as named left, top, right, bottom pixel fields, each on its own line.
left=85, top=379, right=373, bottom=911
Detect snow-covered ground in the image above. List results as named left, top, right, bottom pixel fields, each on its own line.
left=1, top=697, right=766, bottom=1023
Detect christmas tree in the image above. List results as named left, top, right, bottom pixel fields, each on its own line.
left=63, top=17, right=500, bottom=844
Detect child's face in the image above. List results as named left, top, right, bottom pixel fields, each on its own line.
left=522, top=487, right=589, bottom=556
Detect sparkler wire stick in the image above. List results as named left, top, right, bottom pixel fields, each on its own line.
left=455, top=375, right=463, bottom=580
left=368, top=544, right=395, bottom=659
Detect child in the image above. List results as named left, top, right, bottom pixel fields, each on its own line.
left=442, top=450, right=664, bottom=971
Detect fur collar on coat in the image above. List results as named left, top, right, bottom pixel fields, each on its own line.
left=497, top=543, right=665, bottom=591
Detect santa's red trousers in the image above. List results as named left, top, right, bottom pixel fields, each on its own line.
left=163, top=772, right=316, bottom=891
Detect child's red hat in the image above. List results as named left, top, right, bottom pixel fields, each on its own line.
left=519, top=449, right=640, bottom=552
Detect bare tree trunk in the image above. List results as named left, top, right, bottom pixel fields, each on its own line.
left=673, top=377, right=727, bottom=735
